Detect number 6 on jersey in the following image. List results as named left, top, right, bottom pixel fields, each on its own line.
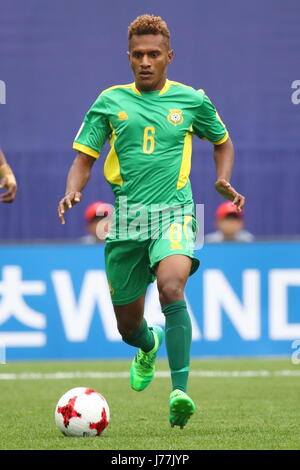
left=143, top=126, right=155, bottom=154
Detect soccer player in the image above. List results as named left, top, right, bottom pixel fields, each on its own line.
left=0, top=148, right=17, bottom=202
left=58, top=14, right=245, bottom=428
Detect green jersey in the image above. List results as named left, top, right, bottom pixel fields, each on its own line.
left=73, top=79, right=228, bottom=210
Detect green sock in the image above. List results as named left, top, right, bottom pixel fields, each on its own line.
left=122, top=318, right=155, bottom=353
left=162, top=300, right=192, bottom=393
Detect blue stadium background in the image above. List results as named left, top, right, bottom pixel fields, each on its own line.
left=0, top=0, right=299, bottom=240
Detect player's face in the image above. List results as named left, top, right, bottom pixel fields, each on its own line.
left=128, top=34, right=174, bottom=91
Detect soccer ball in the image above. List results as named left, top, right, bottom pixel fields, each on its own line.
left=54, top=387, right=110, bottom=437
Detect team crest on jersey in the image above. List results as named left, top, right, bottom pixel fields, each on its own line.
left=167, top=109, right=184, bottom=126
left=117, top=111, right=128, bottom=120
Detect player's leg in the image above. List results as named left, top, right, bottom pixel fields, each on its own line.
left=156, top=254, right=195, bottom=428
left=113, top=292, right=153, bottom=351
left=105, top=239, right=163, bottom=391
left=113, top=295, right=163, bottom=391
left=156, top=254, right=192, bottom=393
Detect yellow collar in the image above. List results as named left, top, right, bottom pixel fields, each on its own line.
left=131, top=79, right=171, bottom=96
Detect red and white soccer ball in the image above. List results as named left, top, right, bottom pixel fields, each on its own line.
left=54, top=387, right=110, bottom=437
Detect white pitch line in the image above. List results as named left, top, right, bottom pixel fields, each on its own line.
left=0, top=370, right=299, bottom=380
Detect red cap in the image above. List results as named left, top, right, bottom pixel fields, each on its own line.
left=215, top=201, right=244, bottom=220
left=84, top=202, right=113, bottom=222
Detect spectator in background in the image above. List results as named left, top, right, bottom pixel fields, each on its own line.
left=0, top=148, right=17, bottom=202
left=81, top=201, right=113, bottom=244
left=205, top=201, right=254, bottom=243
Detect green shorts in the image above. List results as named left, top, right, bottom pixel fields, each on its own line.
left=105, top=216, right=200, bottom=306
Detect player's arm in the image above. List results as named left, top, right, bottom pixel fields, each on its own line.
left=58, top=92, right=111, bottom=224
left=213, top=137, right=245, bottom=211
left=0, top=148, right=17, bottom=202
left=193, top=91, right=245, bottom=211
left=58, top=152, right=96, bottom=224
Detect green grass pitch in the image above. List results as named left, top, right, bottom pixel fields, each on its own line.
left=0, top=358, right=299, bottom=450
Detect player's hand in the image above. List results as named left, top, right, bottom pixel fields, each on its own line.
left=58, top=191, right=82, bottom=224
left=0, top=175, right=17, bottom=203
left=214, top=178, right=245, bottom=212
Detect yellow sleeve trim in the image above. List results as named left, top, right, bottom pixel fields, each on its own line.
left=73, top=142, right=100, bottom=159
left=212, top=132, right=229, bottom=145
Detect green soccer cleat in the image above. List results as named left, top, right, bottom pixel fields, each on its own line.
left=130, top=326, right=164, bottom=391
left=169, top=389, right=195, bottom=429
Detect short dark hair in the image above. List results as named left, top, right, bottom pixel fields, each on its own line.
left=128, top=14, right=170, bottom=48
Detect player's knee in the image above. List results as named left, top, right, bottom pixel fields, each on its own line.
left=158, top=281, right=184, bottom=306
left=117, top=321, right=139, bottom=339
